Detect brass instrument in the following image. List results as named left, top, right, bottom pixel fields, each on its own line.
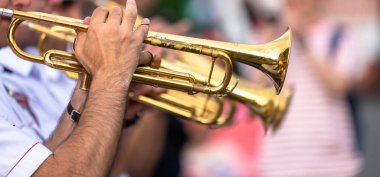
left=23, top=22, right=237, bottom=127
left=0, top=8, right=291, bottom=95
left=130, top=90, right=237, bottom=127
left=31, top=23, right=291, bottom=130
left=163, top=53, right=293, bottom=130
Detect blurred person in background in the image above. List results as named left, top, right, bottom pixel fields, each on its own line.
left=180, top=1, right=280, bottom=177
left=344, top=0, right=380, bottom=93
left=258, top=0, right=364, bottom=176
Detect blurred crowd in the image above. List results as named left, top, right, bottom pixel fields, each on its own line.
left=141, top=0, right=380, bottom=176
left=167, top=0, right=379, bottom=177
left=1, top=0, right=380, bottom=176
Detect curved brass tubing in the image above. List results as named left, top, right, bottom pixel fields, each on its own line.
left=4, top=9, right=233, bottom=94
left=1, top=8, right=291, bottom=95
left=161, top=54, right=294, bottom=131
left=22, top=21, right=237, bottom=126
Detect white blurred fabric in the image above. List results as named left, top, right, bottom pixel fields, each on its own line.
left=258, top=21, right=363, bottom=177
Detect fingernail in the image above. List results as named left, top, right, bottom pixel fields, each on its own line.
left=111, top=6, right=122, bottom=11
left=141, top=18, right=150, bottom=25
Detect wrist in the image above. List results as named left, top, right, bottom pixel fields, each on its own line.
left=67, top=102, right=81, bottom=123
left=90, top=75, right=132, bottom=95
left=71, top=86, right=88, bottom=112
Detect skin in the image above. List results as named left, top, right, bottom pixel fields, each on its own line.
left=2, top=1, right=168, bottom=176
left=115, top=0, right=159, bottom=17
left=110, top=109, right=168, bottom=177
left=0, top=0, right=62, bottom=49
left=37, top=2, right=151, bottom=176
left=1, top=0, right=160, bottom=176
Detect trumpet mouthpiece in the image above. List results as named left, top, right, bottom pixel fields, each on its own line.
left=0, top=8, right=13, bottom=18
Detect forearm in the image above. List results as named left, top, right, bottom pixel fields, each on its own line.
left=44, top=84, right=87, bottom=150
left=34, top=1, right=150, bottom=175
left=34, top=77, right=130, bottom=177
left=110, top=109, right=168, bottom=177
left=126, top=111, right=167, bottom=177
left=43, top=112, right=75, bottom=151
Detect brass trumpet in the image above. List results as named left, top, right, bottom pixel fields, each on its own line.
left=30, top=23, right=291, bottom=130
left=163, top=53, right=293, bottom=130
left=22, top=22, right=237, bottom=127
left=0, top=8, right=291, bottom=95
left=130, top=90, right=237, bottom=127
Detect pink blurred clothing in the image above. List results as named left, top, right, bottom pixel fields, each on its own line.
left=258, top=21, right=363, bottom=177
left=182, top=103, right=265, bottom=177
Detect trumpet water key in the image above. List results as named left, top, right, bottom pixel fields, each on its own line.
left=0, top=8, right=291, bottom=95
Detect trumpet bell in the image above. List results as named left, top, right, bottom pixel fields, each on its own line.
left=160, top=54, right=294, bottom=131
left=268, top=87, right=293, bottom=131
left=146, top=28, right=292, bottom=94
left=238, top=86, right=293, bottom=131
left=234, top=30, right=291, bottom=94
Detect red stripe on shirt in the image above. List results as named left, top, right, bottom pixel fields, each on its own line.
left=5, top=142, right=38, bottom=177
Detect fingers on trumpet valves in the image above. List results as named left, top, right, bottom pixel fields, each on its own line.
left=133, top=18, right=150, bottom=42
left=122, top=0, right=138, bottom=29
left=139, top=50, right=161, bottom=68
left=73, top=17, right=90, bottom=51
left=143, top=44, right=166, bottom=68
left=139, top=50, right=154, bottom=66
left=90, top=6, right=109, bottom=24
left=107, top=6, right=123, bottom=25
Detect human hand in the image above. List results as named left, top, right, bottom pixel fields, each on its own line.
left=124, top=36, right=165, bottom=120
left=125, top=84, right=166, bottom=120
left=74, top=0, right=150, bottom=90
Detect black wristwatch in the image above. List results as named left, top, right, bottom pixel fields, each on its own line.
left=67, top=102, right=81, bottom=123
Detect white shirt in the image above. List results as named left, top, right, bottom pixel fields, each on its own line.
left=0, top=47, right=76, bottom=176
left=1, top=47, right=76, bottom=107
left=0, top=47, right=76, bottom=138
left=0, top=75, right=52, bottom=177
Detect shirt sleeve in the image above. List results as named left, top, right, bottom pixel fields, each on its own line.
left=0, top=119, right=52, bottom=177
